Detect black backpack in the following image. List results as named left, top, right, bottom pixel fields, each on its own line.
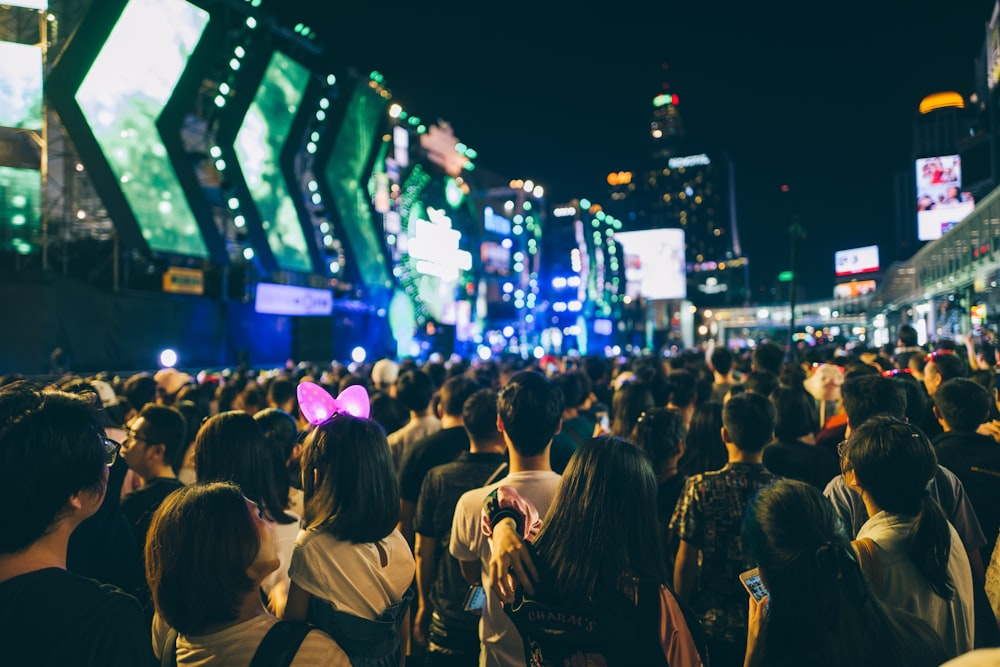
left=160, top=620, right=312, bottom=667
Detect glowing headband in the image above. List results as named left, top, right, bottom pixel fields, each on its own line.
left=296, top=382, right=370, bottom=424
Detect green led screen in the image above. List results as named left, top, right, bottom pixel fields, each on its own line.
left=235, top=51, right=312, bottom=273
left=0, top=42, right=42, bottom=130
left=75, top=0, right=209, bottom=258
left=0, top=167, right=41, bottom=255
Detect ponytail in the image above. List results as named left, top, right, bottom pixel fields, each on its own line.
left=908, top=493, right=954, bottom=600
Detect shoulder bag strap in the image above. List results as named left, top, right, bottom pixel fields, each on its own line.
left=160, top=627, right=178, bottom=667
left=248, top=620, right=313, bottom=667
left=852, top=537, right=883, bottom=594
left=484, top=461, right=509, bottom=486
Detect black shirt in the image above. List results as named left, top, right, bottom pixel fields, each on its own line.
left=762, top=439, right=840, bottom=490
left=121, top=477, right=185, bottom=550
left=0, top=568, right=153, bottom=666
left=934, top=430, right=1000, bottom=558
left=399, top=426, right=470, bottom=503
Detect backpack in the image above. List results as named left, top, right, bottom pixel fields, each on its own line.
left=160, top=620, right=312, bottom=667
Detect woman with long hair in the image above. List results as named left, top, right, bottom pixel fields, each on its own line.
left=147, top=482, right=349, bottom=665
left=195, top=411, right=300, bottom=616
left=742, top=478, right=948, bottom=667
left=609, top=380, right=654, bottom=440
left=483, top=436, right=705, bottom=666
left=840, top=416, right=974, bottom=657
left=680, top=400, right=727, bottom=476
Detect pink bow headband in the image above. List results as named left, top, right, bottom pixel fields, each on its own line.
left=296, top=382, right=370, bottom=425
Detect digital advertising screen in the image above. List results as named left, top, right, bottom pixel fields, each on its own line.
left=0, top=42, right=42, bottom=131
left=614, top=228, right=687, bottom=300
left=916, top=155, right=975, bottom=241
left=0, top=166, right=40, bottom=254
left=234, top=51, right=313, bottom=274
left=834, top=245, right=879, bottom=276
left=75, top=0, right=210, bottom=258
left=833, top=280, right=877, bottom=299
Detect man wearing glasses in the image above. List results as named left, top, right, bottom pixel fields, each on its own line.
left=120, top=405, right=186, bottom=551
left=0, top=381, right=152, bottom=665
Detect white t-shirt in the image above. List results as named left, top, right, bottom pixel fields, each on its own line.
left=288, top=528, right=415, bottom=620
left=450, top=470, right=562, bottom=667
left=262, top=513, right=301, bottom=600
left=151, top=612, right=350, bottom=666
left=857, top=510, right=974, bottom=658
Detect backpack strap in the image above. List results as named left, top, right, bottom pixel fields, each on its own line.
left=248, top=620, right=313, bottom=667
left=852, top=537, right=883, bottom=594
left=160, top=627, right=178, bottom=667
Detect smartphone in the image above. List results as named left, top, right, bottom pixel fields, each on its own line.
left=463, top=584, right=486, bottom=615
left=739, top=567, right=769, bottom=602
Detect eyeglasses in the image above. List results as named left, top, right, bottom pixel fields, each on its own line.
left=102, top=436, right=121, bottom=466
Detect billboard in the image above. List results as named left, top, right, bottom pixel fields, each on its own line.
left=614, top=228, right=686, bottom=300
left=835, top=245, right=879, bottom=276
left=916, top=155, right=975, bottom=241
left=834, top=280, right=877, bottom=299
left=990, top=2, right=1000, bottom=91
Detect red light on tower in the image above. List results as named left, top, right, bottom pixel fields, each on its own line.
left=672, top=94, right=679, bottom=105
left=780, top=184, right=790, bottom=192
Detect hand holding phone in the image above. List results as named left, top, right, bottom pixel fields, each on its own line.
left=739, top=567, right=769, bottom=602
left=463, top=584, right=486, bottom=615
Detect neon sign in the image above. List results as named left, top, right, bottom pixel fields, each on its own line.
left=667, top=153, right=711, bottom=169
left=407, top=207, right=472, bottom=280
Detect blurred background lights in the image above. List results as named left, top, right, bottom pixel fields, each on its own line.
left=159, top=348, right=177, bottom=368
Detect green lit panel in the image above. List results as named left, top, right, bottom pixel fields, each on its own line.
left=0, top=167, right=41, bottom=254
left=0, top=42, right=42, bottom=130
left=235, top=51, right=312, bottom=273
left=75, top=0, right=209, bottom=257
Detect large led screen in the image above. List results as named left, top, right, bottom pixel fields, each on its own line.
left=75, top=0, right=209, bottom=257
left=916, top=155, right=975, bottom=241
left=614, top=228, right=687, bottom=300
left=0, top=42, right=42, bottom=130
left=234, top=51, right=312, bottom=274
left=0, top=167, right=40, bottom=254
left=834, top=245, right=879, bottom=276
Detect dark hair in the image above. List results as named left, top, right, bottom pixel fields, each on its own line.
left=123, top=373, right=157, bottom=411
left=841, top=375, right=906, bottom=427
left=753, top=342, right=785, bottom=375
left=710, top=347, right=734, bottom=375
left=682, top=401, right=727, bottom=475
left=770, top=386, right=818, bottom=441
left=369, top=392, right=409, bottom=435
left=744, top=369, right=780, bottom=398
left=844, top=417, right=954, bottom=599
left=438, top=376, right=480, bottom=417
left=396, top=370, right=435, bottom=413
left=463, top=389, right=500, bottom=443
left=933, top=379, right=992, bottom=432
left=300, top=415, right=398, bottom=542
left=267, top=378, right=297, bottom=412
left=722, top=392, right=776, bottom=453
left=610, top=381, right=654, bottom=439
left=145, top=482, right=258, bottom=635
left=534, top=437, right=668, bottom=604
left=927, top=353, right=968, bottom=384
left=890, top=375, right=926, bottom=426
left=897, top=324, right=919, bottom=348
left=633, top=408, right=685, bottom=475
left=552, top=372, right=587, bottom=410
left=665, top=369, right=697, bottom=408
left=194, top=411, right=295, bottom=524
left=497, top=371, right=564, bottom=457
left=136, top=404, right=186, bottom=471
left=172, top=400, right=205, bottom=472
left=0, top=382, right=108, bottom=554
left=745, top=479, right=948, bottom=667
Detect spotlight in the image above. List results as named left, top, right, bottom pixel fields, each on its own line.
left=351, top=346, right=367, bottom=363
left=159, top=349, right=178, bottom=368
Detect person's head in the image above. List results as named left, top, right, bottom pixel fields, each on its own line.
left=665, top=369, right=697, bottom=409
left=923, top=351, right=967, bottom=396
left=437, top=375, right=480, bottom=418
left=266, top=378, right=297, bottom=414
left=371, top=358, right=400, bottom=392
left=932, top=378, right=992, bottom=432
left=123, top=373, right=157, bottom=412
left=145, top=482, right=277, bottom=636
left=462, top=388, right=502, bottom=449
left=744, top=369, right=780, bottom=398
left=842, top=416, right=953, bottom=599
left=722, top=392, right=776, bottom=453
left=632, top=407, right=685, bottom=476
left=770, top=386, right=818, bottom=441
left=396, top=369, right=435, bottom=413
left=534, top=437, right=667, bottom=604
left=0, top=381, right=113, bottom=554
left=840, top=375, right=906, bottom=428
left=897, top=324, right=918, bottom=348
left=299, top=414, right=397, bottom=542
left=122, top=404, right=186, bottom=480
left=551, top=372, right=589, bottom=411
left=610, top=380, right=654, bottom=439
left=254, top=407, right=300, bottom=463
left=752, top=342, right=784, bottom=375
left=710, top=347, right=734, bottom=376
left=682, top=400, right=727, bottom=475
left=497, top=371, right=564, bottom=457
left=194, top=411, right=293, bottom=524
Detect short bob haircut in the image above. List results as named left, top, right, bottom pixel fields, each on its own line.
left=0, top=381, right=107, bottom=554
left=195, top=411, right=296, bottom=524
left=145, top=482, right=259, bottom=636
left=769, top=386, right=819, bottom=441
left=300, top=414, right=398, bottom=543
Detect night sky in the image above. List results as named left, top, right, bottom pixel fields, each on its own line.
left=276, top=0, right=995, bottom=302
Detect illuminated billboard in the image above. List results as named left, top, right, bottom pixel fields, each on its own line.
left=0, top=166, right=40, bottom=255
left=614, top=228, right=686, bottom=300
left=234, top=51, right=313, bottom=273
left=834, top=280, right=877, bottom=299
left=834, top=245, right=879, bottom=277
left=916, top=155, right=975, bottom=241
left=0, top=42, right=42, bottom=131
left=74, top=0, right=210, bottom=257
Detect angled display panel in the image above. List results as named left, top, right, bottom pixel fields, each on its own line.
left=74, top=0, right=210, bottom=257
left=0, top=42, right=42, bottom=252
left=234, top=51, right=313, bottom=273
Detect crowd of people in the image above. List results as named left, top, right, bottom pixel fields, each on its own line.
left=2, top=323, right=1000, bottom=666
